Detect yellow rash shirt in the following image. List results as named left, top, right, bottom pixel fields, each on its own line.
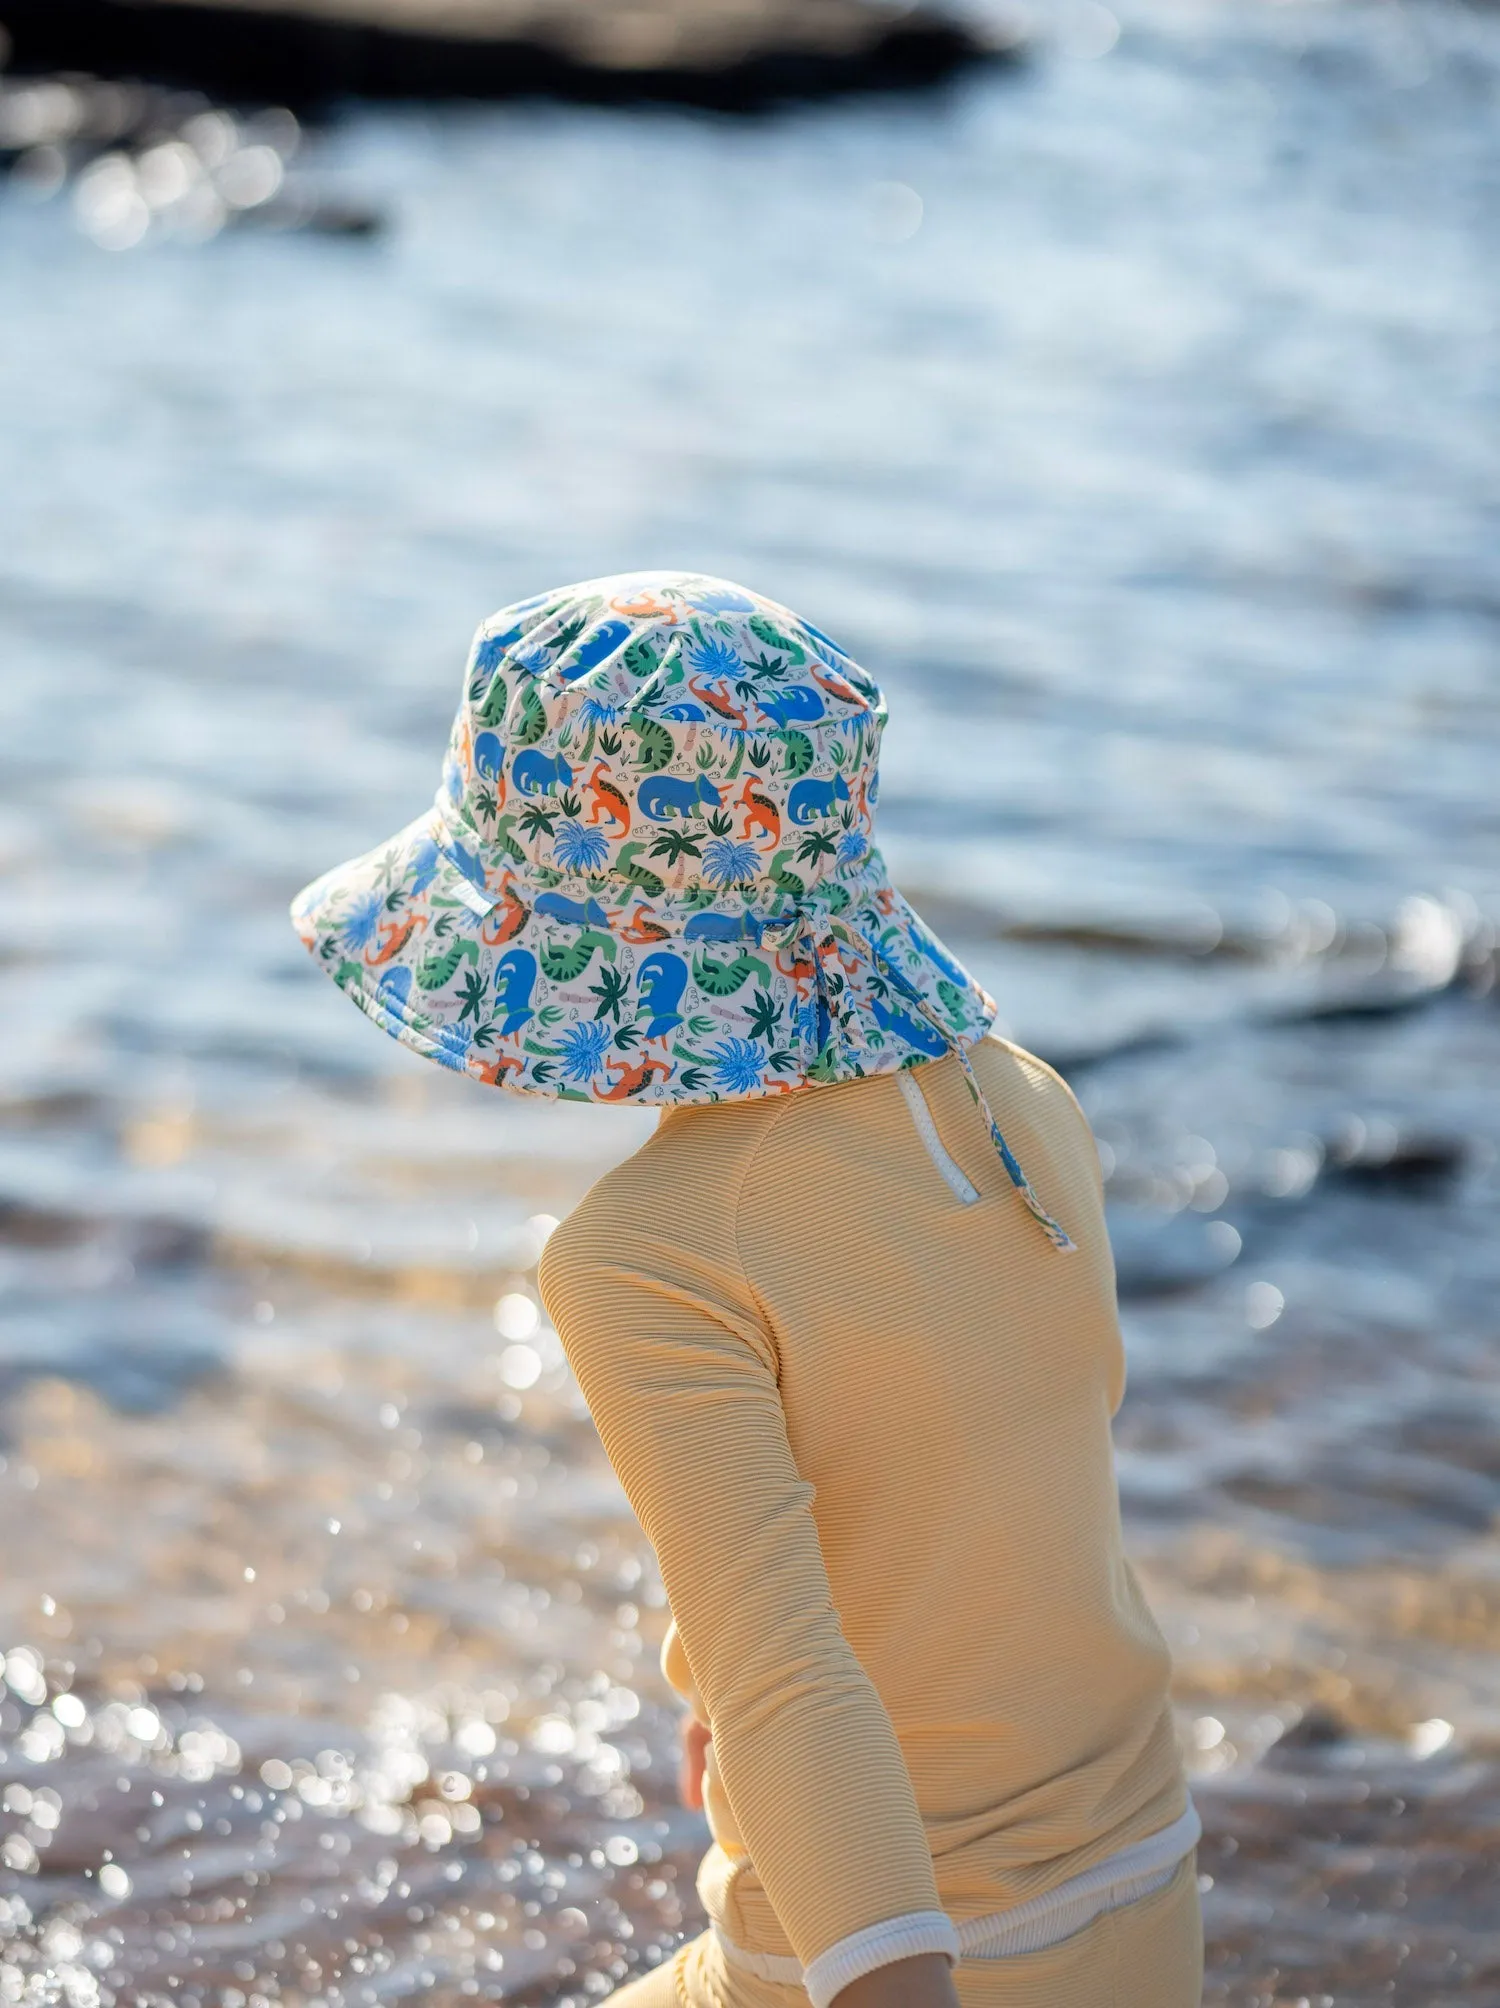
left=537, top=1034, right=1188, bottom=1985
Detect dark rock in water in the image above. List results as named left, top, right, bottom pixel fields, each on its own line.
left=1266, top=1704, right=1348, bottom=1756
left=1323, top=1117, right=1468, bottom=1190
left=0, top=0, right=1009, bottom=109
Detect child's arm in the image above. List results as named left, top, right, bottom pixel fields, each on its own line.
left=539, top=1218, right=958, bottom=2008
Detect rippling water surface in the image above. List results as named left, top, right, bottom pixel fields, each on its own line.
left=2, top=2, right=1499, bottom=2001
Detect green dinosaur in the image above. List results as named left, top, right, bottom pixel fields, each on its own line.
left=782, top=730, right=815, bottom=779
left=627, top=711, right=674, bottom=773
left=491, top=814, right=527, bottom=863
left=513, top=684, right=548, bottom=747
left=615, top=842, right=665, bottom=897
left=416, top=938, right=481, bottom=990
left=768, top=851, right=806, bottom=899
left=540, top=929, right=618, bottom=981
left=692, top=948, right=772, bottom=997
left=475, top=672, right=510, bottom=728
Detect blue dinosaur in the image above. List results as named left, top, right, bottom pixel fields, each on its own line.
left=439, top=835, right=487, bottom=889
left=375, top=966, right=413, bottom=1017
left=871, top=994, right=947, bottom=1058
left=473, top=731, right=505, bottom=783
left=471, top=597, right=550, bottom=676
left=559, top=620, right=631, bottom=681
left=534, top=892, right=612, bottom=928
left=658, top=702, right=707, bottom=722
left=511, top=749, right=574, bottom=796
left=406, top=837, right=442, bottom=896
left=787, top=772, right=852, bottom=824
left=905, top=919, right=969, bottom=992
left=639, top=774, right=722, bottom=821
left=685, top=584, right=756, bottom=613
left=756, top=684, right=825, bottom=727
left=683, top=909, right=765, bottom=945
left=494, top=948, right=538, bottom=1036
left=636, top=951, right=689, bottom=1038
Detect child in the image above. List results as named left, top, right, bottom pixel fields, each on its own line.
left=292, top=571, right=1202, bottom=2008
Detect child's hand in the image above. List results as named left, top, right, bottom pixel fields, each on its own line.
left=678, top=1715, right=711, bottom=1810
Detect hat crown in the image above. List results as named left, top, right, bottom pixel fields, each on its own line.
left=438, top=572, right=885, bottom=906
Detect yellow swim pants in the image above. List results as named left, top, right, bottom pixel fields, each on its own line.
left=606, top=1857, right=1203, bottom=2008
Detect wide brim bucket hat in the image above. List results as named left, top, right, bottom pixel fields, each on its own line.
left=291, top=571, right=1072, bottom=1248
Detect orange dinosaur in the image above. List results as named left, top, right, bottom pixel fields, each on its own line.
left=479, top=885, right=530, bottom=945
left=598, top=1055, right=674, bottom=1101
left=584, top=760, right=631, bottom=834
left=809, top=659, right=863, bottom=707
left=610, top=589, right=680, bottom=622
left=735, top=774, right=781, bottom=848
left=365, top=911, right=428, bottom=966
left=619, top=903, right=670, bottom=944
left=470, top=1052, right=526, bottom=1088
left=688, top=674, right=748, bottom=728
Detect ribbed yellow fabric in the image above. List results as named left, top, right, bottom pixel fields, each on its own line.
left=537, top=1035, right=1187, bottom=1979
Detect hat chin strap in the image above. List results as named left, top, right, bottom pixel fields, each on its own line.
left=768, top=907, right=1076, bottom=1254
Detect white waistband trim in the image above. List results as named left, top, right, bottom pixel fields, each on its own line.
left=713, top=1801, right=1201, bottom=2002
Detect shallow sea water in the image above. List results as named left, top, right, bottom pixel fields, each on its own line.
left=1, top=1, right=1499, bottom=2001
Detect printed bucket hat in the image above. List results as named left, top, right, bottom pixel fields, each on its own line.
left=291, top=570, right=1072, bottom=1248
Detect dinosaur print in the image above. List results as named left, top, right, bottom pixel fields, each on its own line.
left=735, top=775, right=780, bottom=848
left=614, top=843, right=666, bottom=897
left=416, top=937, right=481, bottom=991
left=597, top=1055, right=675, bottom=1101
left=619, top=904, right=670, bottom=944
left=625, top=713, right=674, bottom=773
left=692, top=948, right=772, bottom=997
left=473, top=731, right=506, bottom=787
left=540, top=929, right=617, bottom=981
left=683, top=909, right=765, bottom=945
left=688, top=675, right=748, bottom=728
left=787, top=773, right=852, bottom=824
left=638, top=774, right=722, bottom=821
left=755, top=684, right=825, bottom=728
left=584, top=760, right=631, bottom=833
left=493, top=948, right=538, bottom=1036
left=511, top=750, right=574, bottom=796
left=635, top=951, right=689, bottom=1039
left=479, top=885, right=530, bottom=945
left=366, top=910, right=428, bottom=966
left=533, top=892, right=612, bottom=928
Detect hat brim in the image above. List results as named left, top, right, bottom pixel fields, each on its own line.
left=290, top=806, right=997, bottom=1107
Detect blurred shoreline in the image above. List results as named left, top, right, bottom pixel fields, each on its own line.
left=0, top=0, right=1001, bottom=109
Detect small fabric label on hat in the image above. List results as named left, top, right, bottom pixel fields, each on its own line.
left=451, top=878, right=498, bottom=917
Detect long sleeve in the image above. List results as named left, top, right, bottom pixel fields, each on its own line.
left=537, top=1143, right=953, bottom=1990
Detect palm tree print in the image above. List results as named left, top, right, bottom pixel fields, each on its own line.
left=553, top=820, right=611, bottom=873
left=554, top=1020, right=612, bottom=1083
left=704, top=1038, right=767, bottom=1095
left=590, top=965, right=630, bottom=1022
left=649, top=828, right=704, bottom=868
left=702, top=837, right=760, bottom=888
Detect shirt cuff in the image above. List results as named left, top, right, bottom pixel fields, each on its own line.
left=801, top=1911, right=960, bottom=2008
